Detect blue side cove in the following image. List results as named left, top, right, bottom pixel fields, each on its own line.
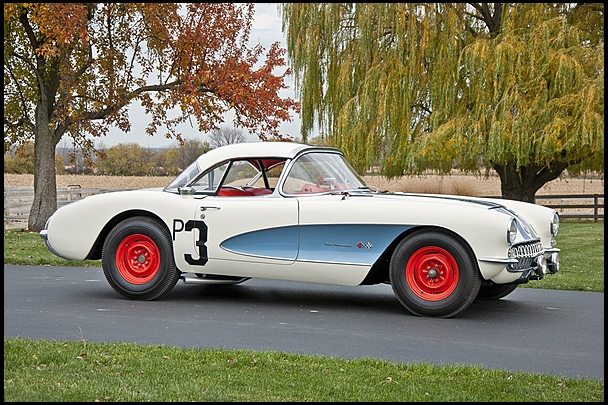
left=221, top=226, right=299, bottom=260
left=221, top=224, right=412, bottom=265
left=298, top=224, right=412, bottom=264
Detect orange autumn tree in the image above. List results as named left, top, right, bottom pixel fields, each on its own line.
left=4, top=3, right=299, bottom=231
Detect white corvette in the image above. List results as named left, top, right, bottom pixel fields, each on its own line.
left=40, top=141, right=560, bottom=317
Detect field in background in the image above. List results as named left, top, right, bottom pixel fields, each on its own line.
left=4, top=172, right=605, bottom=195
left=4, top=172, right=604, bottom=229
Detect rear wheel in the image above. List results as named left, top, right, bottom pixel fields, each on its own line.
left=102, top=216, right=179, bottom=300
left=390, top=229, right=480, bottom=318
left=476, top=284, right=518, bottom=300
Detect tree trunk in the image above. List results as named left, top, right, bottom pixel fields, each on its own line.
left=28, top=112, right=59, bottom=232
left=492, top=161, right=569, bottom=203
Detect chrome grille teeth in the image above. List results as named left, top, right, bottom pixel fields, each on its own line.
left=508, top=241, right=544, bottom=270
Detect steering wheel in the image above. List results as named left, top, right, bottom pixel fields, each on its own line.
left=316, top=174, right=335, bottom=188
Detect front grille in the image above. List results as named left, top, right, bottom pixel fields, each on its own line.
left=508, top=241, right=544, bottom=271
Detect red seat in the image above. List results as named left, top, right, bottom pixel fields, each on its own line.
left=218, top=187, right=273, bottom=197
left=243, top=187, right=273, bottom=196
left=218, top=187, right=250, bottom=196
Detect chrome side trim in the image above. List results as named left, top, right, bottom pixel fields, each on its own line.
left=181, top=275, right=249, bottom=285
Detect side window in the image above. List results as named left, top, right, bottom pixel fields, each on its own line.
left=223, top=160, right=259, bottom=187
left=282, top=152, right=365, bottom=194
left=222, top=159, right=286, bottom=189
left=248, top=163, right=284, bottom=189
left=282, top=158, right=320, bottom=193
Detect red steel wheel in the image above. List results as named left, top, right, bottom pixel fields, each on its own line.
left=405, top=246, right=459, bottom=301
left=390, top=229, right=480, bottom=318
left=102, top=216, right=180, bottom=300
left=115, top=234, right=161, bottom=285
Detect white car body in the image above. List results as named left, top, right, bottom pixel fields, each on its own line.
left=41, top=142, right=560, bottom=317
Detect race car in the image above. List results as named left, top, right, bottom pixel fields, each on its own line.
left=40, top=141, right=560, bottom=317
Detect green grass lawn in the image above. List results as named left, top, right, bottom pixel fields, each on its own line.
left=518, top=221, right=604, bottom=292
left=3, top=338, right=604, bottom=402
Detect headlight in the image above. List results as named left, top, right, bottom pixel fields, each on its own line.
left=507, top=218, right=518, bottom=246
left=551, top=212, right=559, bottom=236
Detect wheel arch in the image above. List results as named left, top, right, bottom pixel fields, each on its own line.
left=362, top=225, right=480, bottom=285
left=85, top=210, right=169, bottom=260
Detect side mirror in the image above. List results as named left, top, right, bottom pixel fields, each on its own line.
left=178, top=186, right=196, bottom=195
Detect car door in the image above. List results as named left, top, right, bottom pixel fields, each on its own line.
left=196, top=195, right=298, bottom=265
left=171, top=193, right=298, bottom=281
left=174, top=157, right=299, bottom=278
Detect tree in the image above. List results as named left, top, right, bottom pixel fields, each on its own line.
left=4, top=3, right=299, bottom=231
left=176, top=138, right=211, bottom=170
left=4, top=142, right=35, bottom=174
left=281, top=3, right=603, bottom=201
left=208, top=126, right=248, bottom=148
left=96, top=143, right=157, bottom=176
left=155, top=148, right=180, bottom=177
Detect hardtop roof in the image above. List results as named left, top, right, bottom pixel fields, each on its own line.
left=195, top=141, right=341, bottom=169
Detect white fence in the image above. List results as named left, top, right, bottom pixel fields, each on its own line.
left=4, top=186, right=604, bottom=229
left=4, top=186, right=130, bottom=229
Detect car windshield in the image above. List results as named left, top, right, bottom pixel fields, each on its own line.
left=282, top=152, right=367, bottom=194
left=164, top=160, right=231, bottom=194
left=164, top=160, right=202, bottom=194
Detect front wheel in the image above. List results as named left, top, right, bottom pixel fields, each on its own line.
left=102, top=216, right=179, bottom=300
left=389, top=229, right=480, bottom=318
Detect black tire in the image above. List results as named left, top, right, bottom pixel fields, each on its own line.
left=389, top=229, right=481, bottom=318
left=102, top=216, right=179, bottom=300
left=476, top=284, right=518, bottom=300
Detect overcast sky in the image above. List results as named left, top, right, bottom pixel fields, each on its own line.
left=99, top=3, right=302, bottom=149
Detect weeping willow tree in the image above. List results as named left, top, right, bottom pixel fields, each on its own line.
left=281, top=3, right=604, bottom=201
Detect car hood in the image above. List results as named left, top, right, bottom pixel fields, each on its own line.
left=380, top=192, right=502, bottom=208
left=355, top=191, right=555, bottom=242
left=332, top=190, right=504, bottom=210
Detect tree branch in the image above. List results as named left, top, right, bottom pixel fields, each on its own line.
left=4, top=117, right=35, bottom=133
left=17, top=6, right=39, bottom=53
left=4, top=58, right=34, bottom=131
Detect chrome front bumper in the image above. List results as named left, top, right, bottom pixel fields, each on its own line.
left=480, top=247, right=560, bottom=281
